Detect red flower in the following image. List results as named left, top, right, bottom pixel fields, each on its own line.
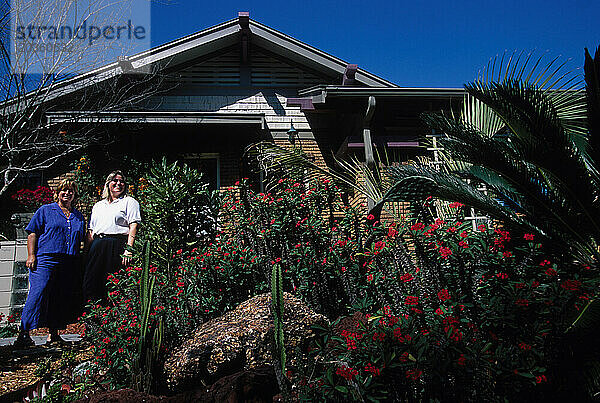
left=364, top=363, right=380, bottom=376
left=545, top=268, right=557, bottom=276
left=410, top=222, right=425, bottom=231
left=405, top=368, right=422, bottom=381
left=457, top=354, right=466, bottom=366
left=336, top=366, right=359, bottom=381
left=367, top=214, right=375, bottom=220
left=400, top=273, right=414, bottom=283
left=535, top=375, right=547, bottom=384
left=373, top=241, right=386, bottom=252
left=523, top=233, right=535, bottom=241
left=560, top=279, right=581, bottom=291
left=448, top=202, right=464, bottom=208
left=439, top=247, right=452, bottom=259
left=404, top=296, right=419, bottom=306
left=518, top=341, right=532, bottom=350
left=437, top=289, right=451, bottom=301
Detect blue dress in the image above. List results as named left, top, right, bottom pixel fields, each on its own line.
left=20, top=203, right=85, bottom=331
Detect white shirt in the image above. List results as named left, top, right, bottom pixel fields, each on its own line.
left=89, top=196, right=141, bottom=235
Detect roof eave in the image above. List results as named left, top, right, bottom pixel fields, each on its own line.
left=298, top=85, right=466, bottom=101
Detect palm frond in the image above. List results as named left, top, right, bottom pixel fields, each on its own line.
left=585, top=46, right=600, bottom=175
left=461, top=92, right=506, bottom=137
left=383, top=164, right=533, bottom=229
left=464, top=82, right=598, bottom=230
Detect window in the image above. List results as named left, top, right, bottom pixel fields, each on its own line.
left=181, top=153, right=220, bottom=190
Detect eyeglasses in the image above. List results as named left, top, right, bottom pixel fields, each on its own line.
left=111, top=179, right=126, bottom=184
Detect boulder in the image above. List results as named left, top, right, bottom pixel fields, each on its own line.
left=164, top=292, right=328, bottom=391
left=76, top=368, right=278, bottom=403
left=176, top=366, right=278, bottom=403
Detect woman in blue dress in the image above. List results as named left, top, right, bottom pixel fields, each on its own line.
left=13, top=179, right=86, bottom=347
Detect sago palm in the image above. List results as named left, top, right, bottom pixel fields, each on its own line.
left=384, top=48, right=600, bottom=265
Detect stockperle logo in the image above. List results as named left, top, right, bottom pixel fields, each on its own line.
left=9, top=0, right=151, bottom=75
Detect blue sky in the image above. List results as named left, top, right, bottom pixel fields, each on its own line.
left=150, top=0, right=600, bottom=87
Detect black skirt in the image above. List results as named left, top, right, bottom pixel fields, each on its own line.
left=83, top=235, right=127, bottom=303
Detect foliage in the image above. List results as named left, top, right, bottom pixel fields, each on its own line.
left=383, top=49, right=600, bottom=266
left=79, top=159, right=219, bottom=390
left=272, top=263, right=286, bottom=373
left=71, top=154, right=153, bottom=215
left=10, top=186, right=53, bottom=211
left=71, top=155, right=103, bottom=212
left=298, top=213, right=598, bottom=402
left=79, top=174, right=380, bottom=390
left=29, top=350, right=87, bottom=403
left=0, top=311, right=19, bottom=337
left=132, top=240, right=163, bottom=393
left=135, top=158, right=220, bottom=274
left=271, top=262, right=290, bottom=398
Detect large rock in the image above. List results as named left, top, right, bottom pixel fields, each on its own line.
left=164, top=292, right=328, bottom=391
left=76, top=368, right=278, bottom=403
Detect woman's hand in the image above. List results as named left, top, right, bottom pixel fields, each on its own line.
left=122, top=249, right=132, bottom=266
left=26, top=255, right=36, bottom=270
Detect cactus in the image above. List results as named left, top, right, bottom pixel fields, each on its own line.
left=271, top=263, right=286, bottom=372
left=133, top=240, right=164, bottom=393
left=271, top=263, right=290, bottom=399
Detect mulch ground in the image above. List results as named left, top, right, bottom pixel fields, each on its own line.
left=0, top=323, right=88, bottom=398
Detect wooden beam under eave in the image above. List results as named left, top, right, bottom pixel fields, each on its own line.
left=363, top=96, right=376, bottom=211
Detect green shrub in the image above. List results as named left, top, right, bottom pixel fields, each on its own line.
left=298, top=216, right=598, bottom=402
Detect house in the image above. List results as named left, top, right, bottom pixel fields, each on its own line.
left=0, top=12, right=464, bottom=319
left=39, top=12, right=464, bottom=191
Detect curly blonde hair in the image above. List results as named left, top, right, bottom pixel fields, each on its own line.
left=53, top=178, right=79, bottom=206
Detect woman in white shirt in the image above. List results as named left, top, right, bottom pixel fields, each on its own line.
left=83, top=170, right=141, bottom=302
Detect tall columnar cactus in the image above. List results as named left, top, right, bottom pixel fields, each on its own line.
left=271, top=263, right=286, bottom=373
left=133, top=240, right=164, bottom=393
left=271, top=263, right=290, bottom=398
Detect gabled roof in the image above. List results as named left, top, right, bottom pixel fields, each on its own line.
left=132, top=15, right=396, bottom=87
left=4, top=13, right=396, bottom=111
